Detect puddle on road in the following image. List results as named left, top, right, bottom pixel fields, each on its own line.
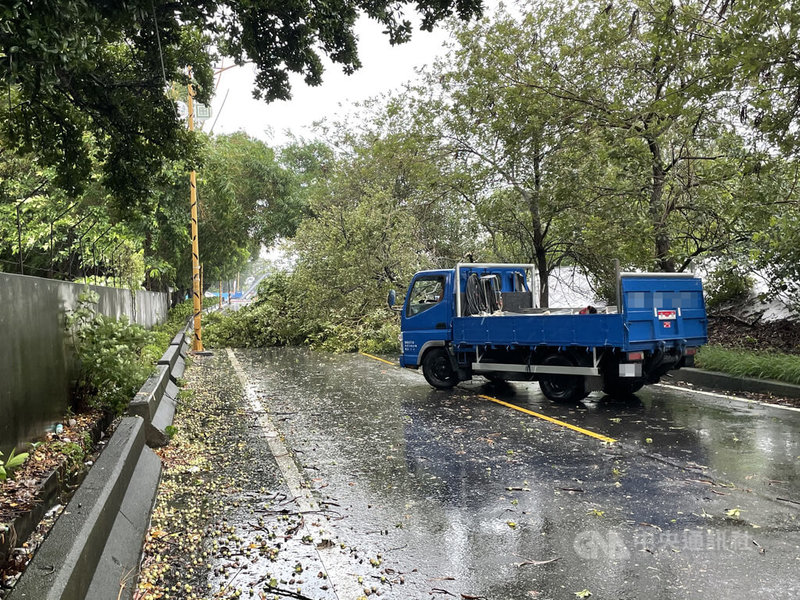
left=235, top=347, right=800, bottom=600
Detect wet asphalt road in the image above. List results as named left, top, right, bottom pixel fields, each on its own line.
left=233, top=347, right=800, bottom=599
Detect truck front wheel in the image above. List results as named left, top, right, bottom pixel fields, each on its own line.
left=538, top=354, right=588, bottom=402
left=422, top=348, right=459, bottom=389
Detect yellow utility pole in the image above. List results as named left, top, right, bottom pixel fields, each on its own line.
left=188, top=69, right=203, bottom=352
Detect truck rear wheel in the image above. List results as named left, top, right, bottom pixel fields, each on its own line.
left=602, top=358, right=645, bottom=397
left=538, top=353, right=588, bottom=402
left=422, top=348, right=458, bottom=389
left=602, top=377, right=645, bottom=397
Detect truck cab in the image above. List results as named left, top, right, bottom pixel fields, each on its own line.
left=399, top=270, right=453, bottom=369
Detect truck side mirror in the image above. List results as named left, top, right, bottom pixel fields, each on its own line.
left=387, top=290, right=402, bottom=313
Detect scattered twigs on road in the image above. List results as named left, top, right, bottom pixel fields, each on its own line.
left=118, top=567, right=136, bottom=600
left=254, top=506, right=344, bottom=520
left=776, top=497, right=800, bottom=506
left=514, top=555, right=560, bottom=567
left=260, top=584, right=316, bottom=600
left=215, top=565, right=244, bottom=598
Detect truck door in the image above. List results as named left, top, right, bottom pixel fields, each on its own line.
left=401, top=273, right=453, bottom=367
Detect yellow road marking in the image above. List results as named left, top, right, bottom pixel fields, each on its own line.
left=478, top=394, right=617, bottom=444
left=358, top=351, right=397, bottom=366
left=357, top=352, right=616, bottom=444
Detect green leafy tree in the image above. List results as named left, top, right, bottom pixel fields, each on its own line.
left=198, top=133, right=299, bottom=283
left=717, top=0, right=800, bottom=155
left=0, top=0, right=483, bottom=199
left=529, top=0, right=790, bottom=276
left=419, top=7, right=616, bottom=306
left=206, top=99, right=482, bottom=350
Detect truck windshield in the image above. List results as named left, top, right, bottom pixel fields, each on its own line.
left=406, top=276, right=444, bottom=317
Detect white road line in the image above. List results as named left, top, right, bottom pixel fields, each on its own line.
left=227, top=348, right=365, bottom=600
left=657, top=382, right=800, bottom=414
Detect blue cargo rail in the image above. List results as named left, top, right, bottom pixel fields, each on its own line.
left=392, top=263, right=708, bottom=401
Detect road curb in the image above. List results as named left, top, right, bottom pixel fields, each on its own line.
left=668, top=367, right=800, bottom=399
left=7, top=331, right=188, bottom=600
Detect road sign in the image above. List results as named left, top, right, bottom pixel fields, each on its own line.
left=195, top=103, right=212, bottom=121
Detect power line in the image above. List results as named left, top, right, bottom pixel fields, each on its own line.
left=151, top=0, right=179, bottom=120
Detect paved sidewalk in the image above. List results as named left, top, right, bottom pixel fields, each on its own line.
left=135, top=351, right=350, bottom=600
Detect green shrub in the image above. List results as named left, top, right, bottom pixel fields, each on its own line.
left=49, top=440, right=87, bottom=475
left=66, top=291, right=156, bottom=415
left=705, top=263, right=753, bottom=309
left=696, top=345, right=800, bottom=385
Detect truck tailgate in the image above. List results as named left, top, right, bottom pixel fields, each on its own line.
left=621, top=276, right=707, bottom=350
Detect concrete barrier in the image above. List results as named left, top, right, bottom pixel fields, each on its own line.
left=7, top=331, right=188, bottom=600
left=127, top=331, right=187, bottom=447
left=8, top=417, right=160, bottom=600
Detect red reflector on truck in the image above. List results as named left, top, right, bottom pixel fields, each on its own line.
left=685, top=347, right=697, bottom=356
left=627, top=351, right=644, bottom=361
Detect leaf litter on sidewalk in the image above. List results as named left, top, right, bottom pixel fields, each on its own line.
left=135, top=352, right=400, bottom=600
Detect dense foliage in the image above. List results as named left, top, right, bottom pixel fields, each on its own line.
left=0, top=0, right=483, bottom=199
left=204, top=273, right=401, bottom=353
left=66, top=291, right=157, bottom=415
left=0, top=132, right=303, bottom=295
left=0, top=0, right=481, bottom=290
left=66, top=292, right=213, bottom=414
left=4, top=0, right=800, bottom=356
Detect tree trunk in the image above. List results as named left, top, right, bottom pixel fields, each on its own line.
left=527, top=144, right=550, bottom=307
left=647, top=136, right=675, bottom=272
left=535, top=245, right=549, bottom=308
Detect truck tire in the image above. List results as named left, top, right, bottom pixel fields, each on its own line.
left=538, top=353, right=588, bottom=402
left=422, top=348, right=459, bottom=389
left=602, top=377, right=645, bottom=397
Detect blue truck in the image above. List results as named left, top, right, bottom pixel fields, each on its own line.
left=391, top=263, right=707, bottom=401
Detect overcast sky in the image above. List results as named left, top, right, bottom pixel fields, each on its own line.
left=203, top=14, right=456, bottom=146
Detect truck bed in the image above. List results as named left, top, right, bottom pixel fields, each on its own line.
left=451, top=273, right=706, bottom=353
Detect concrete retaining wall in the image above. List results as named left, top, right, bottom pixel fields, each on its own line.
left=0, top=273, right=168, bottom=455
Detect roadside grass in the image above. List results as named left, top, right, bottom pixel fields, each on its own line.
left=696, top=345, right=800, bottom=385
